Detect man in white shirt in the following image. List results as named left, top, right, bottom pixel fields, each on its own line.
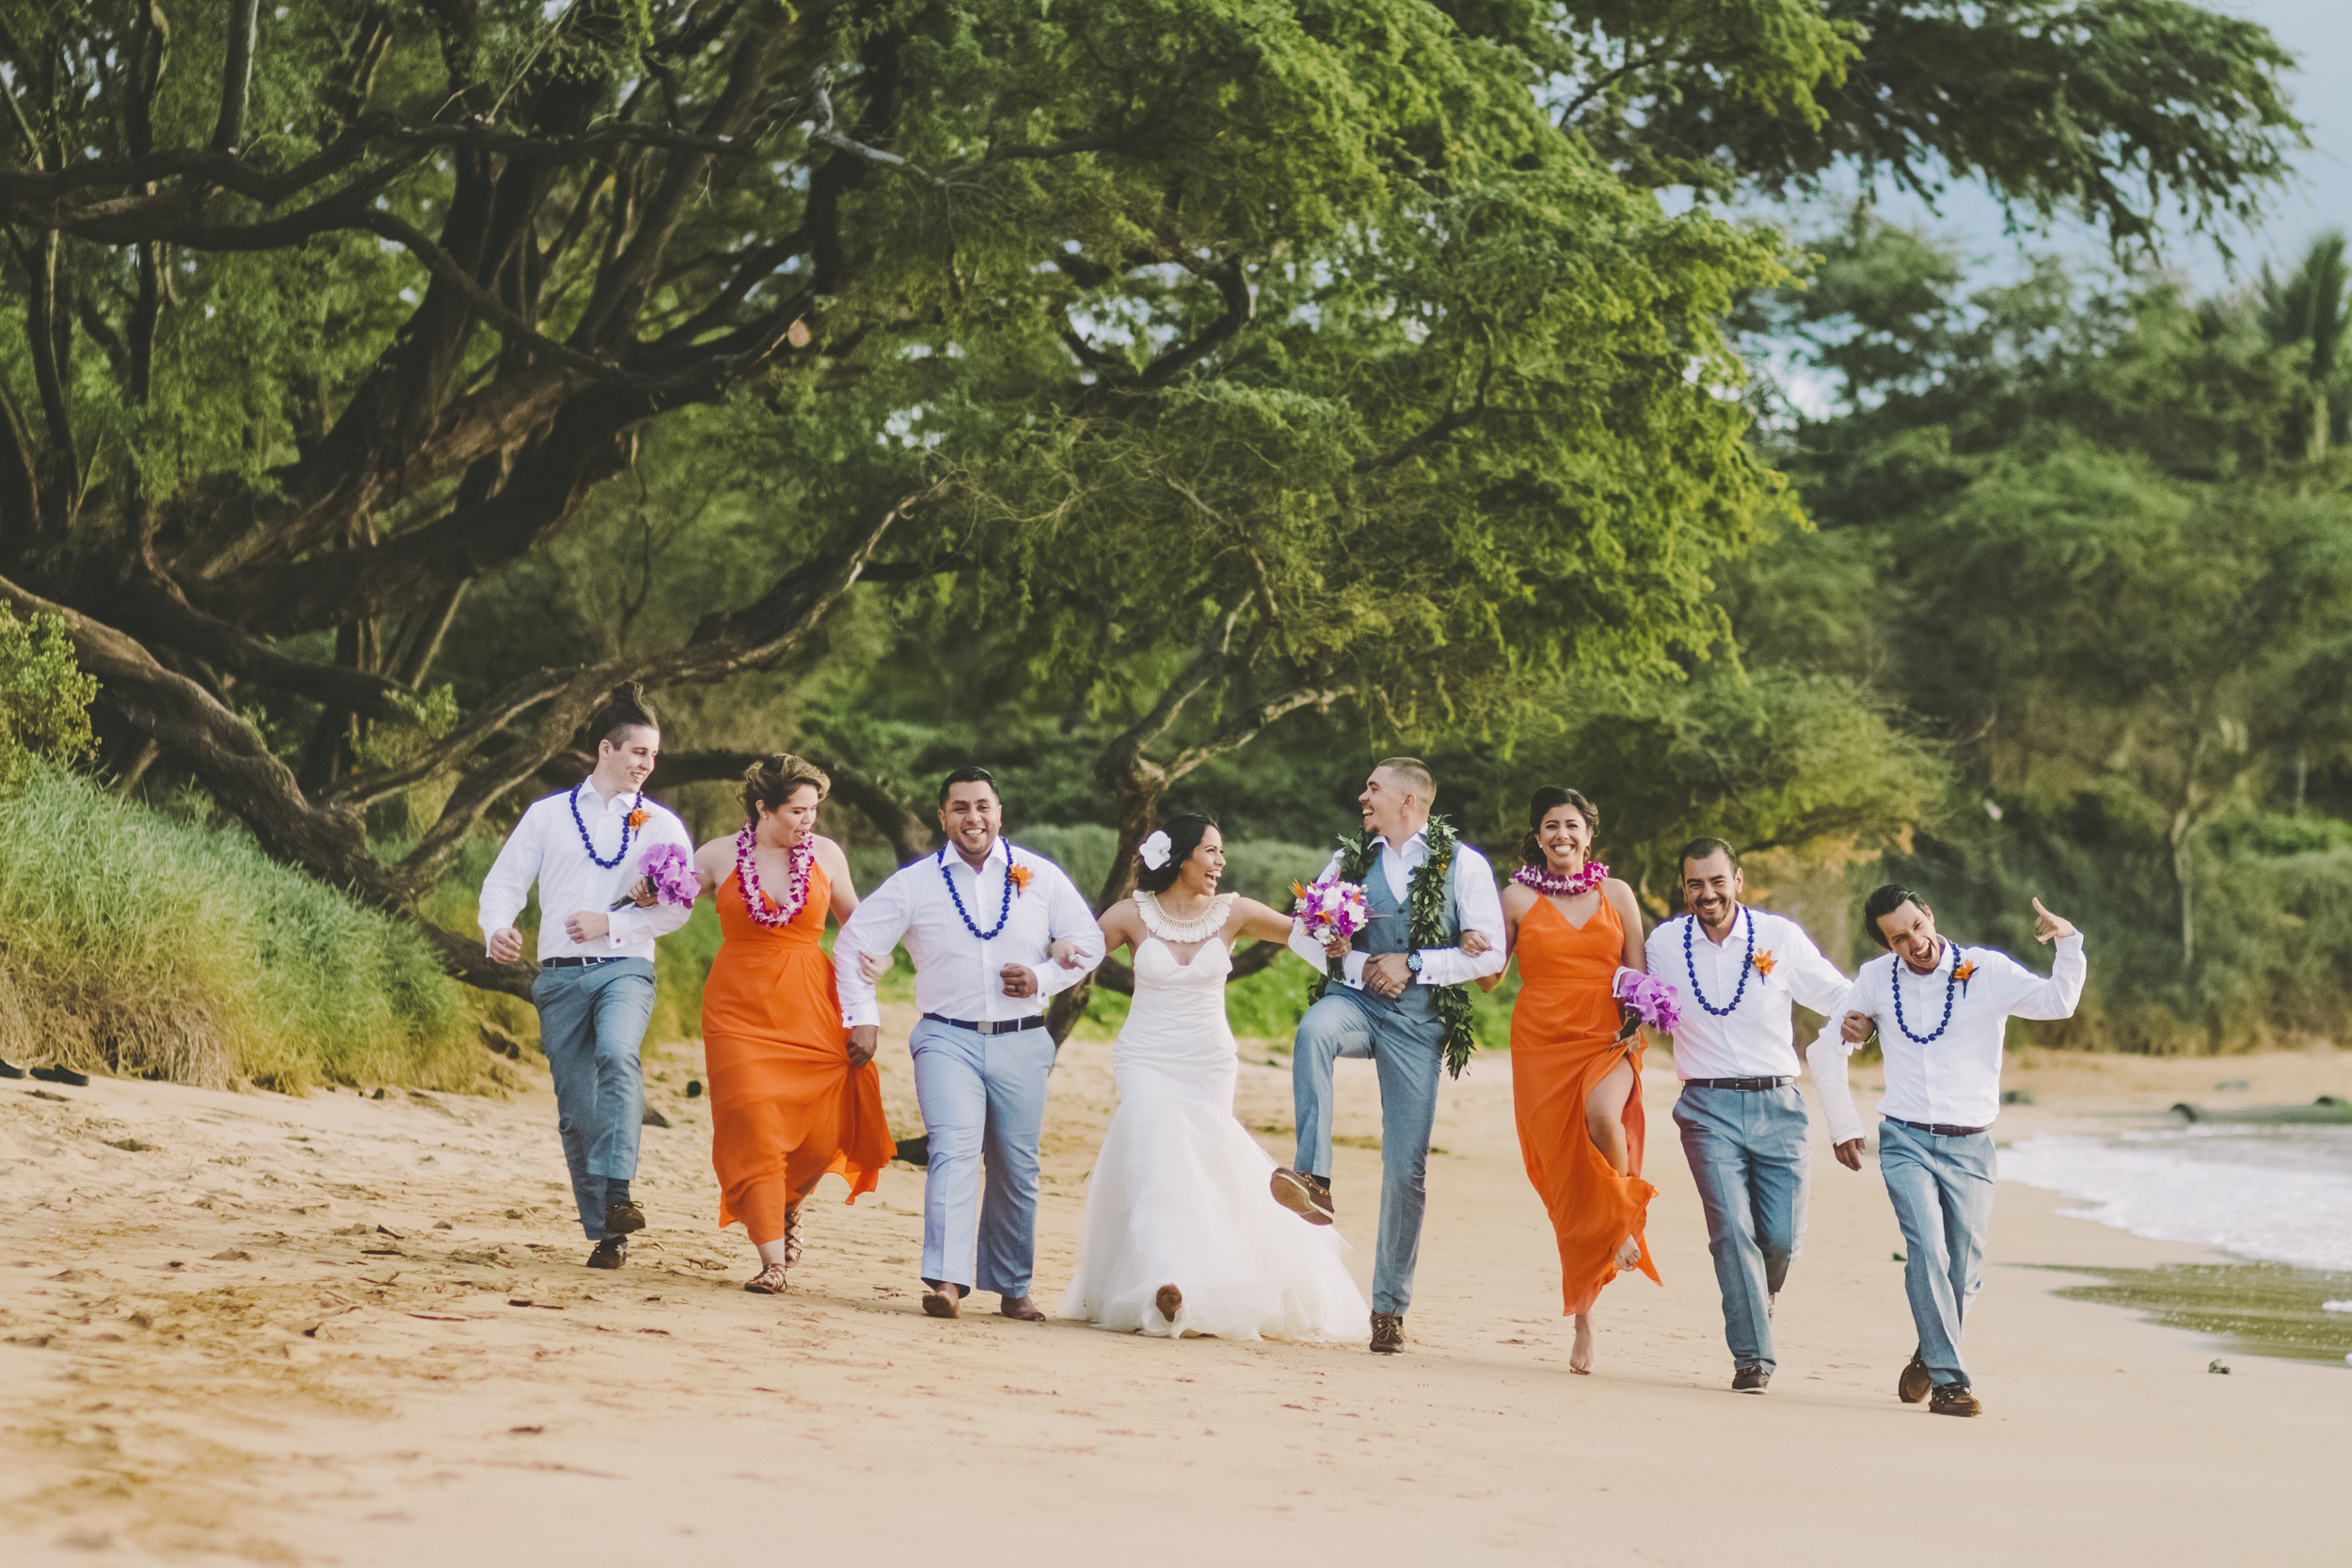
left=477, top=684, right=696, bottom=1271
left=1269, top=758, right=1506, bottom=1354
left=1809, top=883, right=2086, bottom=1418
left=1649, top=839, right=1854, bottom=1395
left=833, top=768, right=1104, bottom=1323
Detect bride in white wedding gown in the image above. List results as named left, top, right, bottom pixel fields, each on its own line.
left=1059, top=816, right=1368, bottom=1340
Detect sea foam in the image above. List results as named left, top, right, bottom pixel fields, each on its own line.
left=1999, top=1126, right=2352, bottom=1273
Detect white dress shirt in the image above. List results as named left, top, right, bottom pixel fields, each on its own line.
left=1809, top=934, right=2088, bottom=1144
left=1282, top=830, right=1507, bottom=990
left=832, top=837, right=1104, bottom=1029
left=476, top=783, right=697, bottom=962
left=1645, top=907, right=1851, bottom=1082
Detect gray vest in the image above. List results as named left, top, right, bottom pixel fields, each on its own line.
left=1351, top=847, right=1463, bottom=1018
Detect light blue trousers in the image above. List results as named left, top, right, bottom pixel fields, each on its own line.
left=1673, top=1084, right=1811, bottom=1373
left=910, top=1018, right=1055, bottom=1297
left=1292, top=988, right=1445, bottom=1317
left=1878, top=1118, right=1996, bottom=1388
left=531, top=958, right=656, bottom=1241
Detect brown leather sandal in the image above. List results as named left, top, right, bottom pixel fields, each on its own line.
left=783, top=1205, right=805, bottom=1269
left=743, top=1262, right=787, bottom=1294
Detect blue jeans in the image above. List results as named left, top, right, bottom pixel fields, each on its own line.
left=532, top=958, right=657, bottom=1241
left=1292, top=987, right=1445, bottom=1317
left=1673, top=1084, right=1811, bottom=1372
left=909, top=1018, right=1055, bottom=1297
left=1878, top=1118, right=1996, bottom=1387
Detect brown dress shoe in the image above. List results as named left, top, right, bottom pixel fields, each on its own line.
left=586, top=1237, right=628, bottom=1270
left=1154, top=1284, right=1184, bottom=1323
left=603, top=1200, right=647, bottom=1235
left=1732, top=1365, right=1770, bottom=1394
left=1899, top=1350, right=1932, bottom=1403
left=1370, top=1312, right=1405, bottom=1354
left=1930, top=1383, right=1982, bottom=1417
left=1270, top=1168, right=1335, bottom=1226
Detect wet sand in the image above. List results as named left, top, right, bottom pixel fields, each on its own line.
left=2, top=1023, right=2344, bottom=1565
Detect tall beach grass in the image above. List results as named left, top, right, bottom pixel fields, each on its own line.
left=3, top=766, right=482, bottom=1091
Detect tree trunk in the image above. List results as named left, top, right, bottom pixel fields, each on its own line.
left=2169, top=805, right=2196, bottom=967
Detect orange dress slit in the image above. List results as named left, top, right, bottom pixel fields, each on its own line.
left=701, top=863, right=894, bottom=1243
left=1509, top=895, right=1661, bottom=1315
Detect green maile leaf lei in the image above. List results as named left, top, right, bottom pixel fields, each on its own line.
left=1304, top=813, right=1481, bottom=1080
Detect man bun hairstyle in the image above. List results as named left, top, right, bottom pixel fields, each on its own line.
left=740, top=753, right=830, bottom=827
left=1679, top=837, right=1741, bottom=876
left=1376, top=756, right=1436, bottom=801
left=1519, top=785, right=1599, bottom=867
left=590, top=681, right=659, bottom=749
left=1136, top=814, right=1219, bottom=895
left=1862, top=882, right=1926, bottom=948
left=937, top=765, right=999, bottom=806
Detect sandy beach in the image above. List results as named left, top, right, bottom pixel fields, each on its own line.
left=3, top=1017, right=2344, bottom=1566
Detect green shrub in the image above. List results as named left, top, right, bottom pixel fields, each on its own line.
left=0, top=766, right=479, bottom=1090
left=0, top=605, right=98, bottom=791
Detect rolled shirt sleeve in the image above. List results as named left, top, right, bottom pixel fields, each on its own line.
left=1415, top=845, right=1505, bottom=987
left=1976, top=933, right=2087, bottom=1021
left=476, top=806, right=543, bottom=952
left=1805, top=976, right=1869, bottom=1144
left=1028, top=864, right=1106, bottom=997
left=834, top=870, right=914, bottom=1029
left=1780, top=926, right=1854, bottom=1016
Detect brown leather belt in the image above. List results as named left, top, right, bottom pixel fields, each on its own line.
left=1685, top=1076, right=1796, bottom=1091
left=1889, top=1117, right=1991, bottom=1137
left=922, top=1013, right=1047, bottom=1036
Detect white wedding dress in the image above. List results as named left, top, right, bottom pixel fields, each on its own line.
left=1059, top=896, right=1367, bottom=1339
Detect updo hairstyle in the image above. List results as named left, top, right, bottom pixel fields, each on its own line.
left=1136, top=813, right=1220, bottom=895
left=740, top=752, right=831, bottom=827
left=1518, top=786, right=1599, bottom=868
left=589, top=680, right=659, bottom=747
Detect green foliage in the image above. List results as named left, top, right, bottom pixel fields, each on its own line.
left=1734, top=211, right=2352, bottom=1050
left=0, top=766, right=479, bottom=1090
left=0, top=605, right=98, bottom=791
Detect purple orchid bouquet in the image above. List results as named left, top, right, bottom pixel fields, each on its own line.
left=611, top=842, right=702, bottom=911
left=1613, top=967, right=1683, bottom=1039
left=1291, top=875, right=1371, bottom=980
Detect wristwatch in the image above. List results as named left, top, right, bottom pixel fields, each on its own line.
left=1405, top=951, right=1423, bottom=975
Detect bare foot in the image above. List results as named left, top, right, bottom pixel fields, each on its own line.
left=997, top=1293, right=1047, bottom=1323
left=1570, top=1313, right=1596, bottom=1374
left=1154, top=1283, right=1184, bottom=1323
left=1614, top=1235, right=1643, bottom=1271
left=922, top=1282, right=963, bottom=1319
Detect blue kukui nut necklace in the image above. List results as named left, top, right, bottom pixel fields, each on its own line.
left=570, top=781, right=644, bottom=869
left=1891, top=942, right=1962, bottom=1043
left=1682, top=905, right=1756, bottom=1016
left=941, top=844, right=1017, bottom=939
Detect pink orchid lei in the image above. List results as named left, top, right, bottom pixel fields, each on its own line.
left=1513, top=860, right=1608, bottom=897
left=736, top=826, right=815, bottom=928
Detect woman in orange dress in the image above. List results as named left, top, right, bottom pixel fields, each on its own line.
left=1483, top=785, right=1660, bottom=1374
left=691, top=755, right=895, bottom=1294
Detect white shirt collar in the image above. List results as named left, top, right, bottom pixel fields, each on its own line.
left=1375, top=827, right=1429, bottom=854
left=1690, top=905, right=1751, bottom=947
left=577, top=779, right=637, bottom=814
left=938, top=836, right=1010, bottom=872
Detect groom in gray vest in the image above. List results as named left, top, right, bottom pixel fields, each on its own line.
left=1272, top=759, right=1506, bottom=1353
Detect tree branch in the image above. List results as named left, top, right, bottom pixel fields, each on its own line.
left=209, top=0, right=262, bottom=153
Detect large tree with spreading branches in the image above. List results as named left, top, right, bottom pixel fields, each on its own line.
left=0, top=1, right=2301, bottom=1000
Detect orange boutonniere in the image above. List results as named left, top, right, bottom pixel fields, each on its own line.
left=1953, top=958, right=1975, bottom=996
left=1754, top=950, right=1777, bottom=977
left=1008, top=863, right=1035, bottom=894
left=626, top=808, right=648, bottom=830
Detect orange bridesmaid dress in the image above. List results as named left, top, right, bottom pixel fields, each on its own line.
left=1509, top=895, right=1661, bottom=1315
left=701, top=861, right=894, bottom=1243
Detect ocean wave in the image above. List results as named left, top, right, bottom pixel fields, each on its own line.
left=1999, top=1128, right=2352, bottom=1273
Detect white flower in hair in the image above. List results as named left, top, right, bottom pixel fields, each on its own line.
left=1138, top=830, right=1173, bottom=870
